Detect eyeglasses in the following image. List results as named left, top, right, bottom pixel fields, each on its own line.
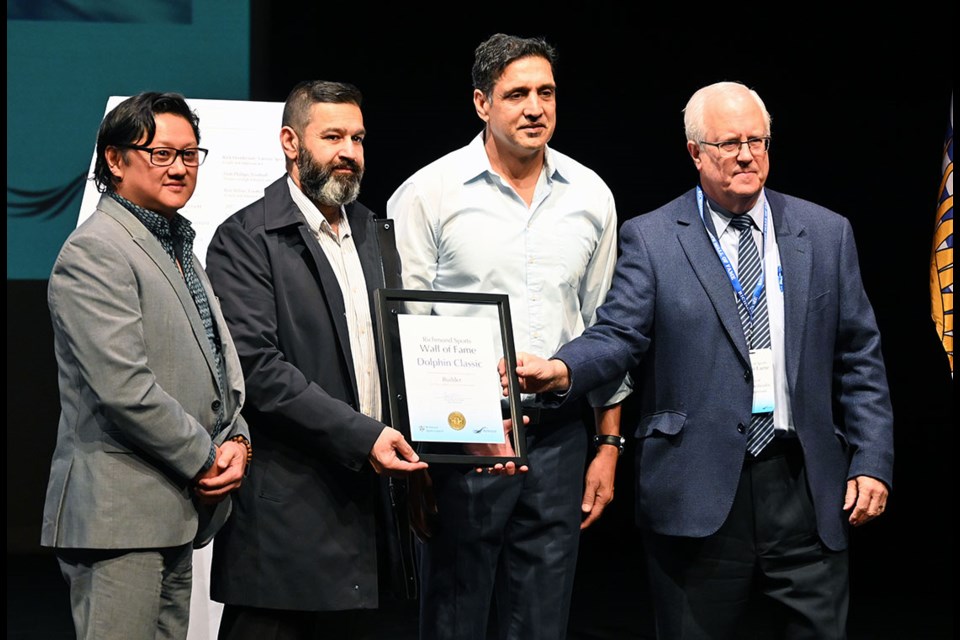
left=698, top=137, right=771, bottom=157
left=117, top=144, right=208, bottom=167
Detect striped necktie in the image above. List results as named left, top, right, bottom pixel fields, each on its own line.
left=729, top=214, right=775, bottom=456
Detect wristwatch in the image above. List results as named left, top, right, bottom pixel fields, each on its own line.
left=593, top=434, right=626, bottom=456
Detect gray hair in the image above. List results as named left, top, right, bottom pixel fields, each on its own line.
left=683, top=81, right=772, bottom=143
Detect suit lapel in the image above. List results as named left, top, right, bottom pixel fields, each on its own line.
left=767, top=191, right=811, bottom=392
left=100, top=198, right=220, bottom=384
left=263, top=179, right=367, bottom=402
left=298, top=222, right=358, bottom=387
left=676, top=192, right=751, bottom=364
left=270, top=186, right=369, bottom=399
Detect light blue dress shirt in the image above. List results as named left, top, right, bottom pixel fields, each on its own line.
left=388, top=132, right=628, bottom=407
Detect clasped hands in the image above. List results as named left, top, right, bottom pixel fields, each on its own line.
left=194, top=439, right=249, bottom=504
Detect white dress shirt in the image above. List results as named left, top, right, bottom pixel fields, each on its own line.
left=388, top=133, right=628, bottom=407
left=707, top=190, right=795, bottom=435
left=288, top=176, right=382, bottom=421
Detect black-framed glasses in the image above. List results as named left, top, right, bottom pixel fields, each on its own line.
left=117, top=144, right=208, bottom=167
left=698, top=137, right=771, bottom=157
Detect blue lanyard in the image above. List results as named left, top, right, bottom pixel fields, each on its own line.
left=696, top=186, right=769, bottom=324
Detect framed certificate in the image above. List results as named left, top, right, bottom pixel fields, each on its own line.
left=374, top=288, right=527, bottom=466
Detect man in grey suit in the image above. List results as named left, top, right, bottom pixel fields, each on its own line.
left=41, top=92, right=251, bottom=640
left=508, top=81, right=894, bottom=639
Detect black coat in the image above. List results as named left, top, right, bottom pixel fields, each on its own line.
left=206, top=176, right=415, bottom=610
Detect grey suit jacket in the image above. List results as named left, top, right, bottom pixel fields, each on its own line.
left=553, top=187, right=894, bottom=551
left=41, top=194, right=249, bottom=550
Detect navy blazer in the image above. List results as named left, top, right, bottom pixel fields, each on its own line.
left=553, top=187, right=894, bottom=551
left=205, top=176, right=408, bottom=610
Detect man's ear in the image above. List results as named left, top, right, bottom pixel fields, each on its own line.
left=280, top=126, right=299, bottom=161
left=473, top=89, right=490, bottom=123
left=687, top=140, right=703, bottom=169
left=105, top=146, right=126, bottom=181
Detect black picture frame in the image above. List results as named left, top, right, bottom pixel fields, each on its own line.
left=374, top=288, right=527, bottom=466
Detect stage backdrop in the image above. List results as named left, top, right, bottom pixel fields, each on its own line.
left=7, top=0, right=251, bottom=280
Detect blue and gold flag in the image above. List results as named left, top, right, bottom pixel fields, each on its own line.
left=930, top=94, right=954, bottom=375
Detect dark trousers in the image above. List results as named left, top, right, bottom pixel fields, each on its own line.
left=643, top=439, right=849, bottom=640
left=419, top=415, right=588, bottom=640
left=217, top=602, right=416, bottom=640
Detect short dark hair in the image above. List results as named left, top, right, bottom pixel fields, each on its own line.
left=93, top=92, right=200, bottom=193
left=281, top=80, right=363, bottom=136
left=471, top=33, right=557, bottom=98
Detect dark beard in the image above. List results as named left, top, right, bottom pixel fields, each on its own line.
left=297, top=146, right=363, bottom=206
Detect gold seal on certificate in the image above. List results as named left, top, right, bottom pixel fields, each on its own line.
left=448, top=411, right=467, bottom=431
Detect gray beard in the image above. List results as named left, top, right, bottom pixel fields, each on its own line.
left=297, top=149, right=362, bottom=207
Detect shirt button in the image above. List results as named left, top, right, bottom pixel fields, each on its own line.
left=211, top=400, right=222, bottom=411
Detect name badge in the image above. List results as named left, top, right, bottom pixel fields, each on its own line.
left=748, top=348, right=775, bottom=413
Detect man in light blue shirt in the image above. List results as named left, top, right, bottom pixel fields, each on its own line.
left=387, top=33, right=628, bottom=640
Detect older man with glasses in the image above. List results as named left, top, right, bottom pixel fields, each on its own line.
left=509, top=80, right=894, bottom=639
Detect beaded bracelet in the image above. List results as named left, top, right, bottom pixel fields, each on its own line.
left=230, top=435, right=253, bottom=463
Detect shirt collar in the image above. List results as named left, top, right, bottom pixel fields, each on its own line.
left=458, top=131, right=568, bottom=186
left=108, top=191, right=194, bottom=242
left=706, top=189, right=766, bottom=235
left=286, top=175, right=350, bottom=239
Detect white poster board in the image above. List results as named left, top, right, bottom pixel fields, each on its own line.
left=77, top=95, right=285, bottom=640
left=78, top=96, right=285, bottom=263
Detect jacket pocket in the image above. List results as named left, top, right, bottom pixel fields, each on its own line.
left=634, top=411, right=686, bottom=439
left=807, top=290, right=832, bottom=313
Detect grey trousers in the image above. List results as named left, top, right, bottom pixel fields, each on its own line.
left=57, top=543, right=193, bottom=640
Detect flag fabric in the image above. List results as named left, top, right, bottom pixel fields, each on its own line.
left=930, top=93, right=954, bottom=375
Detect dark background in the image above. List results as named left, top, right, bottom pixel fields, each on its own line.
left=7, top=5, right=954, bottom=638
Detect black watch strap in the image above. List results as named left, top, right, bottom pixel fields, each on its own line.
left=593, top=434, right=625, bottom=456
